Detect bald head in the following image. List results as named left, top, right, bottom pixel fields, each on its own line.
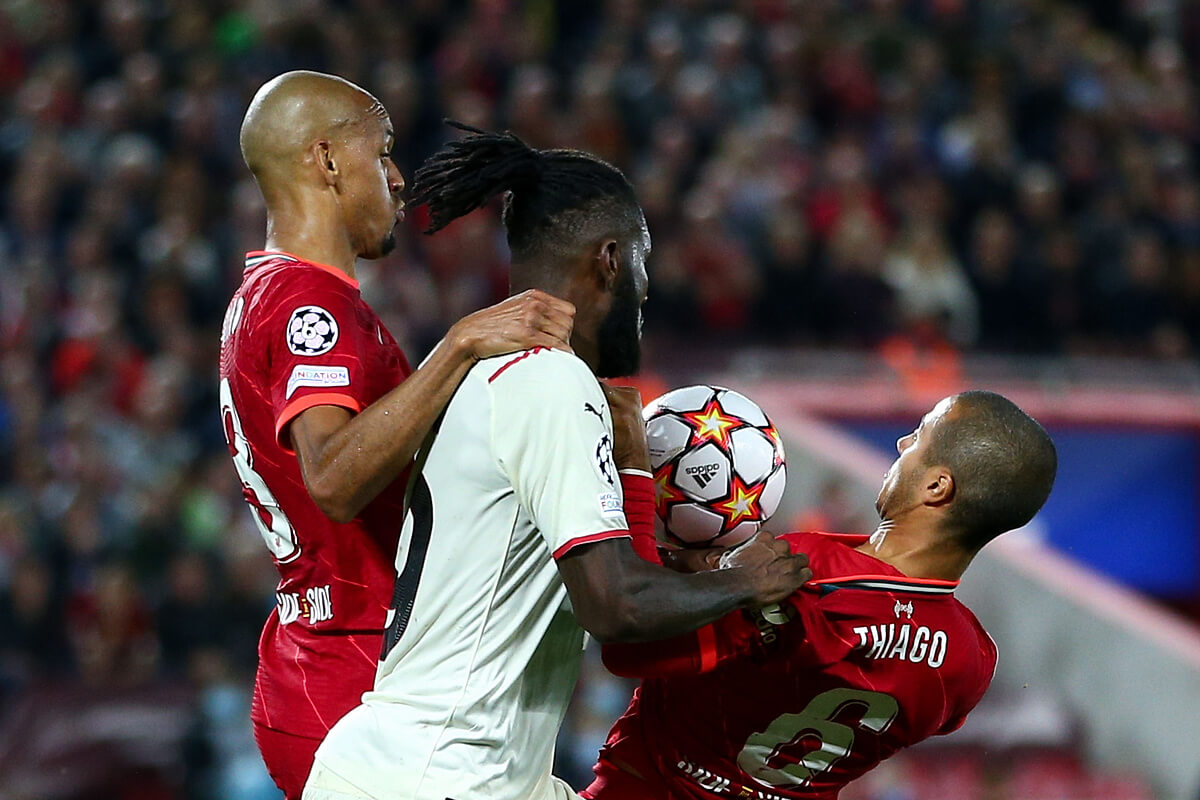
left=240, top=70, right=388, bottom=192
left=240, top=71, right=404, bottom=262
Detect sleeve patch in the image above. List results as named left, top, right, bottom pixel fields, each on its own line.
left=598, top=491, right=623, bottom=517
left=594, top=433, right=617, bottom=488
left=287, top=305, right=340, bottom=355
left=286, top=364, right=351, bottom=399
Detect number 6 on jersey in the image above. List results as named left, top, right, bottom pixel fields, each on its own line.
left=737, top=688, right=899, bottom=788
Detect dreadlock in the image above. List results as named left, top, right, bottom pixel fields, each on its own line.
left=410, top=121, right=641, bottom=261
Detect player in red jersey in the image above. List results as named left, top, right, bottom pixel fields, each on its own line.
left=220, top=71, right=575, bottom=799
left=585, top=390, right=1058, bottom=800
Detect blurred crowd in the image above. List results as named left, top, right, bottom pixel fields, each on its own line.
left=0, top=0, right=1196, bottom=796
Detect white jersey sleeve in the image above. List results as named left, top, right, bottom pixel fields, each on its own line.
left=489, top=348, right=630, bottom=558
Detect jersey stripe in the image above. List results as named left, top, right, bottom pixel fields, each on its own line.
left=810, top=576, right=959, bottom=595
left=382, top=473, right=435, bottom=659
left=487, top=347, right=549, bottom=383
left=244, top=252, right=299, bottom=270
left=552, top=529, right=632, bottom=560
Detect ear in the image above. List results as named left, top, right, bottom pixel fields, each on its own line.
left=593, top=238, right=620, bottom=290
left=922, top=467, right=955, bottom=508
left=312, top=140, right=339, bottom=188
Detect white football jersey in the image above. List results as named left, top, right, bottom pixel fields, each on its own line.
left=307, top=347, right=630, bottom=800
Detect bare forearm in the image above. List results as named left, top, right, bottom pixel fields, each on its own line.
left=561, top=542, right=752, bottom=643
left=560, top=535, right=809, bottom=643
left=606, top=563, right=753, bottom=642
left=300, top=336, right=473, bottom=520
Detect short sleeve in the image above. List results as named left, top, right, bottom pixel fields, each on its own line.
left=488, top=349, right=631, bottom=558
left=261, top=274, right=372, bottom=450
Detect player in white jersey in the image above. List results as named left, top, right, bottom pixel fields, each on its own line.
left=304, top=126, right=812, bottom=800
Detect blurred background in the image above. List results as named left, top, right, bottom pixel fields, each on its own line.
left=1, top=0, right=1198, bottom=798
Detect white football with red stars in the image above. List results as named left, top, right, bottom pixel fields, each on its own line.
left=643, top=385, right=786, bottom=548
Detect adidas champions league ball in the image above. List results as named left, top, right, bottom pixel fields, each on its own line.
left=644, top=385, right=786, bottom=548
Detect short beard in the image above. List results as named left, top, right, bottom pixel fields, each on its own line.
left=595, top=267, right=642, bottom=378
left=380, top=229, right=397, bottom=256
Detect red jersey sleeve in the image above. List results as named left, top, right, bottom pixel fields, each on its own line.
left=262, top=273, right=378, bottom=451
left=601, top=605, right=779, bottom=678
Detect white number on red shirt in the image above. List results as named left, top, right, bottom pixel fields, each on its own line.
left=737, top=688, right=899, bottom=787
left=220, top=377, right=300, bottom=562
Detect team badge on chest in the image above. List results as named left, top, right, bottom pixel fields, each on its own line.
left=287, top=305, right=339, bottom=355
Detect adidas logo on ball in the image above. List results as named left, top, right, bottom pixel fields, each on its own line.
left=685, top=463, right=722, bottom=489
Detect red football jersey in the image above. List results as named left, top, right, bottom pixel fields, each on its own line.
left=218, top=251, right=412, bottom=739
left=589, top=532, right=997, bottom=800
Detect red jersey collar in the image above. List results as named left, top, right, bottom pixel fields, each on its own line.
left=244, top=250, right=359, bottom=289
left=799, top=530, right=960, bottom=595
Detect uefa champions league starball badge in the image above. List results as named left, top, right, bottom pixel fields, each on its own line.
left=287, top=306, right=340, bottom=356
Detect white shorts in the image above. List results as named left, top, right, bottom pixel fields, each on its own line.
left=302, top=758, right=580, bottom=800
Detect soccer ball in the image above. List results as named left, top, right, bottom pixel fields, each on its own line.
left=644, top=385, right=786, bottom=548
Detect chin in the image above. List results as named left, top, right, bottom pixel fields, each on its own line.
left=378, top=231, right=397, bottom=257
left=874, top=485, right=890, bottom=517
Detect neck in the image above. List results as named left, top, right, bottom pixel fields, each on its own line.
left=511, top=261, right=601, bottom=371
left=856, top=518, right=974, bottom=581
left=264, top=194, right=358, bottom=279
left=568, top=326, right=601, bottom=374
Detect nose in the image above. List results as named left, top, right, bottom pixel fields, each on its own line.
left=389, top=163, right=405, bottom=196
left=896, top=433, right=914, bottom=454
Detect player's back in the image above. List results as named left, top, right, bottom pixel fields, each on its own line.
left=218, top=251, right=411, bottom=738
left=598, top=531, right=996, bottom=800
left=310, top=347, right=631, bottom=800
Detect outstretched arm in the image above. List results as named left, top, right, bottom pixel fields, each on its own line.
left=598, top=536, right=785, bottom=675
left=292, top=290, right=574, bottom=522
left=558, top=529, right=808, bottom=643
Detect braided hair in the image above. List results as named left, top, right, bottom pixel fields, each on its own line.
left=410, top=122, right=641, bottom=262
